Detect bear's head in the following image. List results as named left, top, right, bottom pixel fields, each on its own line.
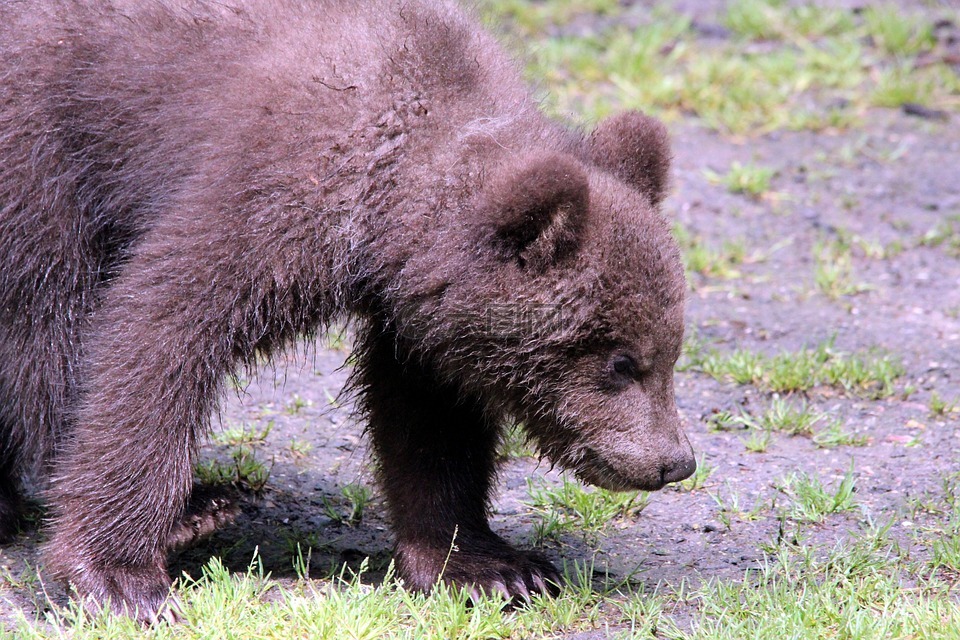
left=396, top=111, right=695, bottom=491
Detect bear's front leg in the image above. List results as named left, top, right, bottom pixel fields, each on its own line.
left=359, top=329, right=561, bottom=603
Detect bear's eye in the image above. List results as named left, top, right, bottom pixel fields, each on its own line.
left=610, top=354, right=643, bottom=382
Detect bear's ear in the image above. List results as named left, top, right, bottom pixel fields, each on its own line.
left=587, top=111, right=671, bottom=207
left=480, top=153, right=589, bottom=270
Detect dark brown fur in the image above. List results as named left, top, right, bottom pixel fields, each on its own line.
left=0, top=0, right=694, bottom=621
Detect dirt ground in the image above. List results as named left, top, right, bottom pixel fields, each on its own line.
left=1, top=0, right=959, bottom=635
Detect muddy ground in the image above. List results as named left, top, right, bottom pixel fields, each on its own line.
left=1, top=0, right=959, bottom=635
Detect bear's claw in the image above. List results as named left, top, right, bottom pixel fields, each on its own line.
left=395, top=532, right=561, bottom=606
left=166, top=484, right=240, bottom=552
left=63, top=561, right=178, bottom=626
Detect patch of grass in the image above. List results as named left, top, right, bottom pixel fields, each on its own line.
left=13, top=507, right=960, bottom=639
left=812, top=420, right=869, bottom=448
left=832, top=228, right=906, bottom=260
left=928, top=475, right=960, bottom=577
left=813, top=238, right=873, bottom=299
left=483, top=0, right=622, bottom=35
left=724, top=2, right=939, bottom=58
left=739, top=397, right=829, bottom=437
left=871, top=63, right=956, bottom=109
left=195, top=445, right=272, bottom=493
left=496, top=0, right=958, bottom=136
left=723, top=0, right=785, bottom=41
left=705, top=161, right=776, bottom=198
left=918, top=215, right=960, bottom=257
left=704, top=409, right=741, bottom=433
left=929, top=391, right=958, bottom=418
left=498, top=424, right=535, bottom=458
left=202, top=420, right=275, bottom=492
left=724, top=0, right=857, bottom=42
left=711, top=485, right=767, bottom=529
left=861, top=5, right=936, bottom=57
left=288, top=438, right=313, bottom=459
left=212, top=421, right=273, bottom=447
left=322, top=483, right=373, bottom=526
left=742, top=427, right=773, bottom=453
left=692, top=523, right=960, bottom=637
left=672, top=224, right=768, bottom=282
left=684, top=339, right=904, bottom=398
left=324, top=325, right=350, bottom=351
left=776, top=466, right=858, bottom=523
left=192, top=460, right=233, bottom=486
left=671, top=49, right=816, bottom=134
left=695, top=348, right=764, bottom=385
left=713, top=399, right=865, bottom=451
left=931, top=530, right=960, bottom=577
left=285, top=394, right=310, bottom=415
left=613, top=590, right=665, bottom=637
left=525, top=476, right=650, bottom=544
left=14, top=555, right=638, bottom=639
left=682, top=240, right=748, bottom=280
left=784, top=5, right=858, bottom=41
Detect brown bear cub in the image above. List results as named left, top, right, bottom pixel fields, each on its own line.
left=0, top=0, right=695, bottom=622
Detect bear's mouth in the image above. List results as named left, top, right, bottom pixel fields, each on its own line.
left=564, top=446, right=665, bottom=492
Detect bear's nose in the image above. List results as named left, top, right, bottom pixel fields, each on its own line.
left=660, top=454, right=697, bottom=485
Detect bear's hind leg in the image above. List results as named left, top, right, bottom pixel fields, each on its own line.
left=358, top=328, right=560, bottom=603
left=0, top=418, right=23, bottom=543
left=0, top=462, right=22, bottom=543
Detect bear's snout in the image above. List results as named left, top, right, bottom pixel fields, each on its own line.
left=572, top=420, right=697, bottom=492
left=659, top=449, right=697, bottom=485
left=659, top=427, right=697, bottom=485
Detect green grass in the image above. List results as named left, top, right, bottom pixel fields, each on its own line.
left=682, top=338, right=904, bottom=398
left=8, top=473, right=960, bottom=638
left=498, top=424, right=536, bottom=459
left=742, top=427, right=773, bottom=453
left=710, top=399, right=867, bottom=452
left=321, top=483, right=373, bottom=526
left=211, top=421, right=273, bottom=447
left=284, top=394, right=310, bottom=415
left=525, top=477, right=650, bottom=544
left=813, top=238, right=873, bottom=300
left=7, top=557, right=625, bottom=639
left=929, top=392, right=958, bottom=419
left=861, top=5, right=936, bottom=57
left=197, top=423, right=274, bottom=492
left=811, top=419, right=869, bottom=449
left=482, top=0, right=622, bottom=36
left=486, top=0, right=960, bottom=135
left=724, top=0, right=858, bottom=42
left=288, top=437, right=313, bottom=459
left=872, top=63, right=959, bottom=109
left=776, top=466, right=858, bottom=523
left=693, top=526, right=960, bottom=638
left=918, top=215, right=960, bottom=257
left=13, top=512, right=960, bottom=639
left=194, top=445, right=272, bottom=493
left=737, top=397, right=828, bottom=436
left=672, top=224, right=769, bottom=283
left=705, top=161, right=776, bottom=198
left=711, top=485, right=767, bottom=529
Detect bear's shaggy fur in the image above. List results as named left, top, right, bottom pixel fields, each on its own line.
left=0, top=0, right=694, bottom=621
